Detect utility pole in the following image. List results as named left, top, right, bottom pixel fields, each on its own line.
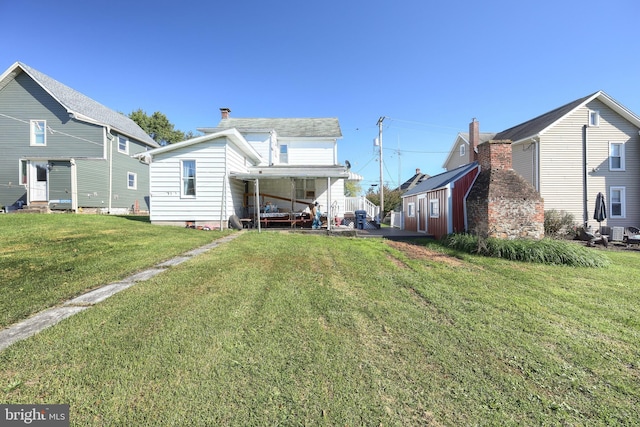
left=377, top=116, right=385, bottom=220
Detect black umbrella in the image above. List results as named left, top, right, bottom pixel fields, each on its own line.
left=593, top=192, right=607, bottom=232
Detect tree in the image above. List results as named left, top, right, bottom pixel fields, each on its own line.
left=344, top=180, right=362, bottom=197
left=365, top=184, right=403, bottom=219
left=129, top=109, right=196, bottom=146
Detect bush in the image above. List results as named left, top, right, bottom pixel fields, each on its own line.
left=544, top=210, right=576, bottom=238
left=441, top=233, right=610, bottom=267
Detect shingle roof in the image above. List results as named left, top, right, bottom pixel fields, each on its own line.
left=493, top=92, right=598, bottom=142
left=403, top=162, right=478, bottom=197
left=208, top=117, right=342, bottom=138
left=7, top=62, right=157, bottom=147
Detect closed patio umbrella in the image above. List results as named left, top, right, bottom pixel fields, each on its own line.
left=593, top=192, right=607, bottom=232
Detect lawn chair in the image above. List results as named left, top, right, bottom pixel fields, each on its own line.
left=579, top=228, right=608, bottom=248
left=623, top=226, right=640, bottom=248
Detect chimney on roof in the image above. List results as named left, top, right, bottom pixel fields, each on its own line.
left=415, top=168, right=421, bottom=175
left=469, top=118, right=479, bottom=164
left=220, top=108, right=231, bottom=120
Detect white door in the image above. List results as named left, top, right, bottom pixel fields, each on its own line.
left=29, top=162, right=48, bottom=202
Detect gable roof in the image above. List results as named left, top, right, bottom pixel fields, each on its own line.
left=442, top=131, right=496, bottom=168
left=200, top=117, right=342, bottom=139
left=0, top=61, right=157, bottom=147
left=493, top=91, right=640, bottom=143
left=403, top=162, right=478, bottom=197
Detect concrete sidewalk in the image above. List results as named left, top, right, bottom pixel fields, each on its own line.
left=0, top=232, right=244, bottom=353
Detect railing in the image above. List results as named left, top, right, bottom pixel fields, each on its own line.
left=344, top=196, right=379, bottom=220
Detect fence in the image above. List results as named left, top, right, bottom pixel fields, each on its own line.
left=344, top=196, right=379, bottom=220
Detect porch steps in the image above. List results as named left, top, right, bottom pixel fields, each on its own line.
left=14, top=202, right=50, bottom=214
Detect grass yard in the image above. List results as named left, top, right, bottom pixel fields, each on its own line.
left=1, top=218, right=640, bottom=425
left=0, top=214, right=232, bottom=328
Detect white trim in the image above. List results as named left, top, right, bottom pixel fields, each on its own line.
left=30, top=120, right=46, bottom=146
left=589, top=110, right=600, bottom=127
left=117, top=135, right=129, bottom=154
left=407, top=202, right=415, bottom=218
left=429, top=198, right=440, bottom=218
left=180, top=159, right=196, bottom=198
left=127, top=171, right=137, bottom=190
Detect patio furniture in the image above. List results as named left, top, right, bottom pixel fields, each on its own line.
left=623, top=226, right=640, bottom=247
left=579, top=228, right=609, bottom=248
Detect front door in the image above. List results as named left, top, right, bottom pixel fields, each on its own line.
left=29, top=162, right=48, bottom=202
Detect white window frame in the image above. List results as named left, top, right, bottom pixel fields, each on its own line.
left=407, top=202, right=415, bottom=218
left=30, top=120, right=46, bottom=146
left=117, top=136, right=129, bottom=154
left=589, top=110, right=600, bottom=127
left=609, top=142, right=625, bottom=171
left=180, top=160, right=196, bottom=198
left=610, top=186, right=626, bottom=218
left=19, top=160, right=28, bottom=186
left=280, top=144, right=288, bottom=164
left=127, top=172, right=137, bottom=190
left=429, top=199, right=440, bottom=218
left=459, top=144, right=466, bottom=157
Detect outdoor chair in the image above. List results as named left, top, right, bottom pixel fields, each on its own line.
left=579, top=228, right=608, bottom=248
left=623, top=226, right=640, bottom=248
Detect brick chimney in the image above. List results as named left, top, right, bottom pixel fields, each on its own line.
left=469, top=118, right=479, bottom=163
left=466, top=139, right=545, bottom=240
left=415, top=168, right=421, bottom=175
left=220, top=108, right=231, bottom=120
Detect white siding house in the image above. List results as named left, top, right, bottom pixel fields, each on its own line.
left=139, top=111, right=358, bottom=229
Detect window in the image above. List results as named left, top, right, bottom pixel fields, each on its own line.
left=407, top=202, right=415, bottom=218
left=589, top=110, right=600, bottom=127
left=127, top=172, right=137, bottom=190
left=117, top=136, right=128, bottom=154
left=295, top=179, right=315, bottom=199
left=30, top=120, right=46, bottom=146
left=429, top=199, right=440, bottom=218
left=610, top=187, right=625, bottom=218
left=459, top=144, right=466, bottom=157
left=20, top=160, right=28, bottom=185
left=181, top=160, right=196, bottom=197
left=609, top=142, right=625, bottom=171
left=280, top=144, right=288, bottom=164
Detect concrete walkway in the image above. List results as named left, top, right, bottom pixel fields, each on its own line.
left=0, top=232, right=244, bottom=353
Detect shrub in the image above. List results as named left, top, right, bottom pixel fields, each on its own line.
left=544, top=210, right=577, bottom=238
left=441, top=233, right=610, bottom=267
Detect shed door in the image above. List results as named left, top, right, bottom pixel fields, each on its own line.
left=29, top=162, right=48, bottom=202
left=417, top=195, right=427, bottom=233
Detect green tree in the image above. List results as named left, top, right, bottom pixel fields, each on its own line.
left=366, top=184, right=403, bottom=219
left=129, top=109, right=196, bottom=146
left=344, top=180, right=362, bottom=197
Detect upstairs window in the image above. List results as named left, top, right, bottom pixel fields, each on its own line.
left=181, top=160, right=196, bottom=197
left=279, top=144, right=288, bottom=164
left=30, top=120, right=46, bottom=146
left=610, top=187, right=625, bottom=218
left=459, top=144, right=466, bottom=157
left=609, top=142, right=625, bottom=171
left=117, top=136, right=129, bottom=154
left=589, top=110, right=600, bottom=127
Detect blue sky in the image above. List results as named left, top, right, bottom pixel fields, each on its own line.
left=2, top=0, right=639, bottom=191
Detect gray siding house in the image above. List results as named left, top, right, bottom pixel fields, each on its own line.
left=0, top=61, right=158, bottom=213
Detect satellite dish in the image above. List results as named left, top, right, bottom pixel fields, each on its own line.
left=345, top=160, right=351, bottom=170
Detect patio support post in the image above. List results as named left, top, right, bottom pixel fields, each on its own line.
left=327, top=176, right=331, bottom=231
left=255, top=178, right=261, bottom=233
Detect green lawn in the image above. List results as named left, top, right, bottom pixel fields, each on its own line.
left=1, top=218, right=639, bottom=425
left=0, top=214, right=232, bottom=328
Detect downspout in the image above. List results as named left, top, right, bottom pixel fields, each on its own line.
left=106, top=128, right=114, bottom=214
left=70, top=158, right=78, bottom=213
left=582, top=125, right=589, bottom=227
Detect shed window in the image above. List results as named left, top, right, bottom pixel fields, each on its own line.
left=429, top=199, right=440, bottom=218
left=30, top=120, right=46, bottom=146
left=610, top=187, right=625, bottom=218
left=181, top=160, right=196, bottom=197
left=609, top=142, right=624, bottom=171
left=407, top=202, right=415, bottom=218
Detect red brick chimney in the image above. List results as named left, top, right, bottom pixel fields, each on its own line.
left=478, top=140, right=513, bottom=171
left=469, top=118, right=479, bottom=163
left=220, top=108, right=231, bottom=120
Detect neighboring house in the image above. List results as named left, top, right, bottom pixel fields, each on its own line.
left=401, top=162, right=479, bottom=238
left=139, top=108, right=358, bottom=229
left=444, top=91, right=640, bottom=229
left=0, top=61, right=158, bottom=213
left=442, top=120, right=495, bottom=171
